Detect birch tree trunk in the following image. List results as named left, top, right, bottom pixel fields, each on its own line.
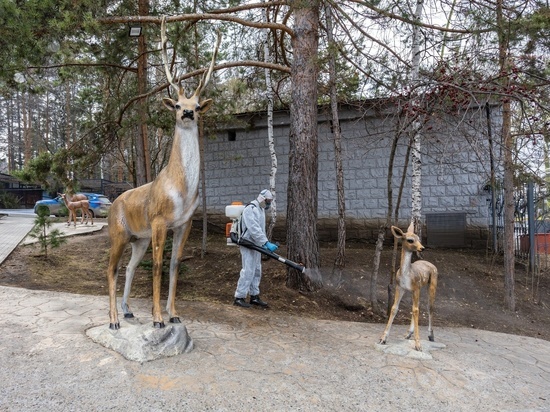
left=264, top=2, right=278, bottom=240
left=410, top=0, right=424, bottom=237
left=377, top=0, right=424, bottom=311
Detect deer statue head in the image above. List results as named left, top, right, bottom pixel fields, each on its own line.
left=391, top=222, right=425, bottom=254
left=160, top=16, right=219, bottom=130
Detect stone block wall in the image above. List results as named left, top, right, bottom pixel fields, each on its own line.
left=200, top=102, right=501, bottom=246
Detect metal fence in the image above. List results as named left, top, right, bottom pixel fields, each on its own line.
left=488, top=180, right=550, bottom=272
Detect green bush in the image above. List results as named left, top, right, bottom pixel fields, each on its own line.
left=0, top=192, right=22, bottom=209
left=35, top=205, right=50, bottom=216
left=28, top=207, right=67, bottom=258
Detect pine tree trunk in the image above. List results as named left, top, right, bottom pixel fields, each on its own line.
left=497, top=0, right=516, bottom=311
left=286, top=0, right=322, bottom=291
left=6, top=98, right=15, bottom=172
left=372, top=131, right=400, bottom=309
left=135, top=0, right=150, bottom=185
left=23, top=91, right=32, bottom=166
left=325, top=3, right=346, bottom=273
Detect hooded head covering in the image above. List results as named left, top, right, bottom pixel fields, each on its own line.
left=257, top=189, right=273, bottom=209
left=257, top=189, right=273, bottom=203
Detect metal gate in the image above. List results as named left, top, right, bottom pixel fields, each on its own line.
left=488, top=180, right=550, bottom=271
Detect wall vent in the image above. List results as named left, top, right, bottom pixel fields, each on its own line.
left=426, top=212, right=466, bottom=248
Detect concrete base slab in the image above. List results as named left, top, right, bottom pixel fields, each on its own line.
left=86, top=318, right=194, bottom=362
left=374, top=339, right=446, bottom=360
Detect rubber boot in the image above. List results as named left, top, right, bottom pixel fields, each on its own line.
left=250, top=295, right=268, bottom=308
left=234, top=297, right=251, bottom=308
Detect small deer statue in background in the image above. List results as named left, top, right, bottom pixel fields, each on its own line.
left=59, top=193, right=93, bottom=227
left=106, top=16, right=221, bottom=330
left=379, top=223, right=438, bottom=351
left=66, top=193, right=88, bottom=225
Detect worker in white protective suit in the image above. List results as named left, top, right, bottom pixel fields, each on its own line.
left=233, top=189, right=278, bottom=308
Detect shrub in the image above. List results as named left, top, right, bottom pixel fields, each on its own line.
left=0, top=192, right=22, bottom=209
left=28, top=207, right=67, bottom=258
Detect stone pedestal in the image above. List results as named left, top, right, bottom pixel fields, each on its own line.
left=87, top=319, right=193, bottom=362
left=374, top=339, right=446, bottom=360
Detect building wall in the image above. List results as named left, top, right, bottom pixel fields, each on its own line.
left=201, top=103, right=501, bottom=247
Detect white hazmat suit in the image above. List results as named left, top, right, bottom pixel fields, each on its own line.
left=234, top=190, right=277, bottom=307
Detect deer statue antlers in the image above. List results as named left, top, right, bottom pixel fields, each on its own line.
left=105, top=16, right=221, bottom=330
left=160, top=16, right=221, bottom=98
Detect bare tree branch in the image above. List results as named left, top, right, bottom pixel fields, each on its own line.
left=209, top=1, right=288, bottom=14
left=27, top=62, right=138, bottom=73
left=340, top=0, right=494, bottom=34
left=98, top=13, right=294, bottom=37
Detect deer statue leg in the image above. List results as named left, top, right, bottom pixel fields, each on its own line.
left=70, top=207, right=77, bottom=227
left=81, top=206, right=89, bottom=225
left=107, top=238, right=128, bottom=330
left=405, top=284, right=418, bottom=340
left=166, top=222, right=192, bottom=323
left=82, top=205, right=94, bottom=226
left=405, top=313, right=415, bottom=340
left=151, top=221, right=168, bottom=328
left=120, top=238, right=150, bottom=318
left=427, top=278, right=437, bottom=342
left=410, top=287, right=422, bottom=351
left=379, top=284, right=405, bottom=345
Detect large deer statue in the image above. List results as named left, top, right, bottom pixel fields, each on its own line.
left=106, top=17, right=220, bottom=330
left=59, top=193, right=93, bottom=227
left=378, top=223, right=438, bottom=351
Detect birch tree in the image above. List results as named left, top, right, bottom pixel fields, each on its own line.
left=409, top=0, right=425, bottom=237
left=263, top=2, right=278, bottom=240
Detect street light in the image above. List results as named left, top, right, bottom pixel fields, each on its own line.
left=128, top=25, right=142, bottom=37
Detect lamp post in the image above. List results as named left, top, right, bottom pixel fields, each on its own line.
left=128, top=25, right=142, bottom=38
left=129, top=1, right=151, bottom=184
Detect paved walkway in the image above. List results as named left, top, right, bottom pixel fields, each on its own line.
left=0, top=212, right=549, bottom=411
left=0, top=211, right=106, bottom=265
left=0, top=214, right=35, bottom=265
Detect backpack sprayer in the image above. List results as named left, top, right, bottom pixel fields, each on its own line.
left=225, top=202, right=306, bottom=274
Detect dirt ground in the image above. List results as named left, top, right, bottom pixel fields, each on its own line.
left=0, top=220, right=549, bottom=342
